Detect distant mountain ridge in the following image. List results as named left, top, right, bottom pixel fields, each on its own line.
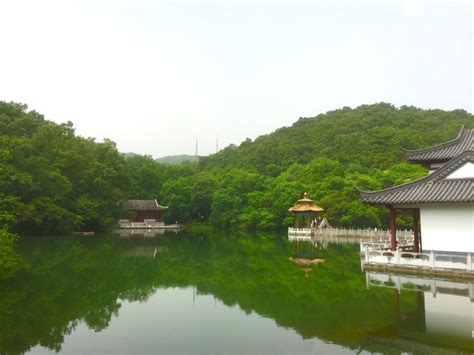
left=155, top=154, right=199, bottom=165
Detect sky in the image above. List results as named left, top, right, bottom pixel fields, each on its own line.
left=0, top=0, right=472, bottom=158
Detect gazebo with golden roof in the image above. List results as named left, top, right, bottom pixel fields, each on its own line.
left=288, top=192, right=324, bottom=229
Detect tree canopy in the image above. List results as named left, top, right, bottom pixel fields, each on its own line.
left=1, top=101, right=473, bottom=238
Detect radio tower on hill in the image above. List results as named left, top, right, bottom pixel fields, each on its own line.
left=195, top=139, right=198, bottom=156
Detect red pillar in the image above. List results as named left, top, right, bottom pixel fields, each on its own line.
left=390, top=207, right=397, bottom=251
left=412, top=209, right=420, bottom=253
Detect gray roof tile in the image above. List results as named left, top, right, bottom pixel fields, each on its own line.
left=360, top=151, right=474, bottom=205
left=123, top=199, right=168, bottom=211
left=404, top=126, right=474, bottom=162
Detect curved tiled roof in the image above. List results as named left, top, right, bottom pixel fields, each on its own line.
left=288, top=205, right=324, bottom=212
left=289, top=192, right=324, bottom=212
left=403, top=126, right=474, bottom=162
left=359, top=151, right=474, bottom=205
left=123, top=199, right=168, bottom=211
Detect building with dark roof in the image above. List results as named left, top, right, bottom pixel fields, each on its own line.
left=360, top=127, right=474, bottom=253
left=403, top=125, right=474, bottom=170
left=123, top=199, right=168, bottom=222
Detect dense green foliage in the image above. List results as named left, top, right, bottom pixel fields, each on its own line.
left=198, top=104, right=473, bottom=175
left=123, top=154, right=196, bottom=201
left=1, top=101, right=473, bottom=243
left=0, top=102, right=128, bottom=234
left=0, top=229, right=21, bottom=279
left=162, top=103, right=473, bottom=229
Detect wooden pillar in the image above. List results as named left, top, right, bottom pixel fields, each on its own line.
left=412, top=209, right=420, bottom=253
left=390, top=207, right=397, bottom=251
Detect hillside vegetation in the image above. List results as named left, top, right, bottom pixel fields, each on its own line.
left=1, top=101, right=473, bottom=277
left=1, top=101, right=473, bottom=237
left=161, top=103, right=472, bottom=229
left=198, top=103, right=472, bottom=175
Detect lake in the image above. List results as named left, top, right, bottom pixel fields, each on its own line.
left=1, top=230, right=473, bottom=354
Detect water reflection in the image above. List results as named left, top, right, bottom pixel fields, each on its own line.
left=366, top=271, right=474, bottom=345
left=0, top=233, right=472, bottom=354
left=30, top=287, right=356, bottom=355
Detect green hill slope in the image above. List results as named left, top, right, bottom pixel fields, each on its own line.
left=199, top=103, right=473, bottom=175
left=2, top=101, right=473, bottom=237
left=160, top=103, right=473, bottom=230
left=156, top=154, right=199, bottom=165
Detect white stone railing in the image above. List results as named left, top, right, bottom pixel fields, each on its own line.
left=119, top=221, right=165, bottom=229
left=363, top=247, right=474, bottom=272
left=359, top=241, right=416, bottom=253
left=288, top=228, right=313, bottom=236
left=288, top=227, right=413, bottom=239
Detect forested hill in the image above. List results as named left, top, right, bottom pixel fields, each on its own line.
left=198, top=103, right=474, bottom=175
left=3, top=101, right=473, bottom=279
left=156, top=154, right=199, bottom=165
left=1, top=101, right=473, bottom=241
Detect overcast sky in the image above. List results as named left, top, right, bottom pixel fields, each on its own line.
left=0, top=0, right=472, bottom=158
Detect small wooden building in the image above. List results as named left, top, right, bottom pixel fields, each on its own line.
left=360, top=126, right=474, bottom=253
left=288, top=192, right=324, bottom=228
left=123, top=199, right=168, bottom=222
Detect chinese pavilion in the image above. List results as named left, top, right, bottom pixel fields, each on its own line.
left=288, top=192, right=324, bottom=228
left=360, top=126, right=474, bottom=253
left=123, top=199, right=168, bottom=222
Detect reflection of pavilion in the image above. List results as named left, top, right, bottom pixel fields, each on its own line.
left=114, top=229, right=178, bottom=257
left=366, top=271, right=474, bottom=351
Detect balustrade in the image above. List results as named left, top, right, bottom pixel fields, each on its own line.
left=363, top=248, right=474, bottom=273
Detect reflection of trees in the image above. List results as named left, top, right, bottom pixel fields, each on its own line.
left=0, top=232, right=469, bottom=354
left=0, top=236, right=144, bottom=354
left=84, top=303, right=121, bottom=332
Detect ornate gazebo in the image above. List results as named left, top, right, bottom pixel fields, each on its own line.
left=288, top=193, right=324, bottom=229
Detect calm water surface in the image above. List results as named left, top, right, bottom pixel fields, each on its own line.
left=1, top=230, right=472, bottom=354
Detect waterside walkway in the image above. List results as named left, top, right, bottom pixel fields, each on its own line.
left=288, top=227, right=413, bottom=239
left=288, top=227, right=415, bottom=250
left=363, top=248, right=474, bottom=279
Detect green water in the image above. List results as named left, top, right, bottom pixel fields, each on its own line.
left=0, top=231, right=472, bottom=354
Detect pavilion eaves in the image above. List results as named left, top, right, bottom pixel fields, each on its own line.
left=360, top=151, right=474, bottom=205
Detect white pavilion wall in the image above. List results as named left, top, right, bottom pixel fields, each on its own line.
left=420, top=203, right=474, bottom=253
